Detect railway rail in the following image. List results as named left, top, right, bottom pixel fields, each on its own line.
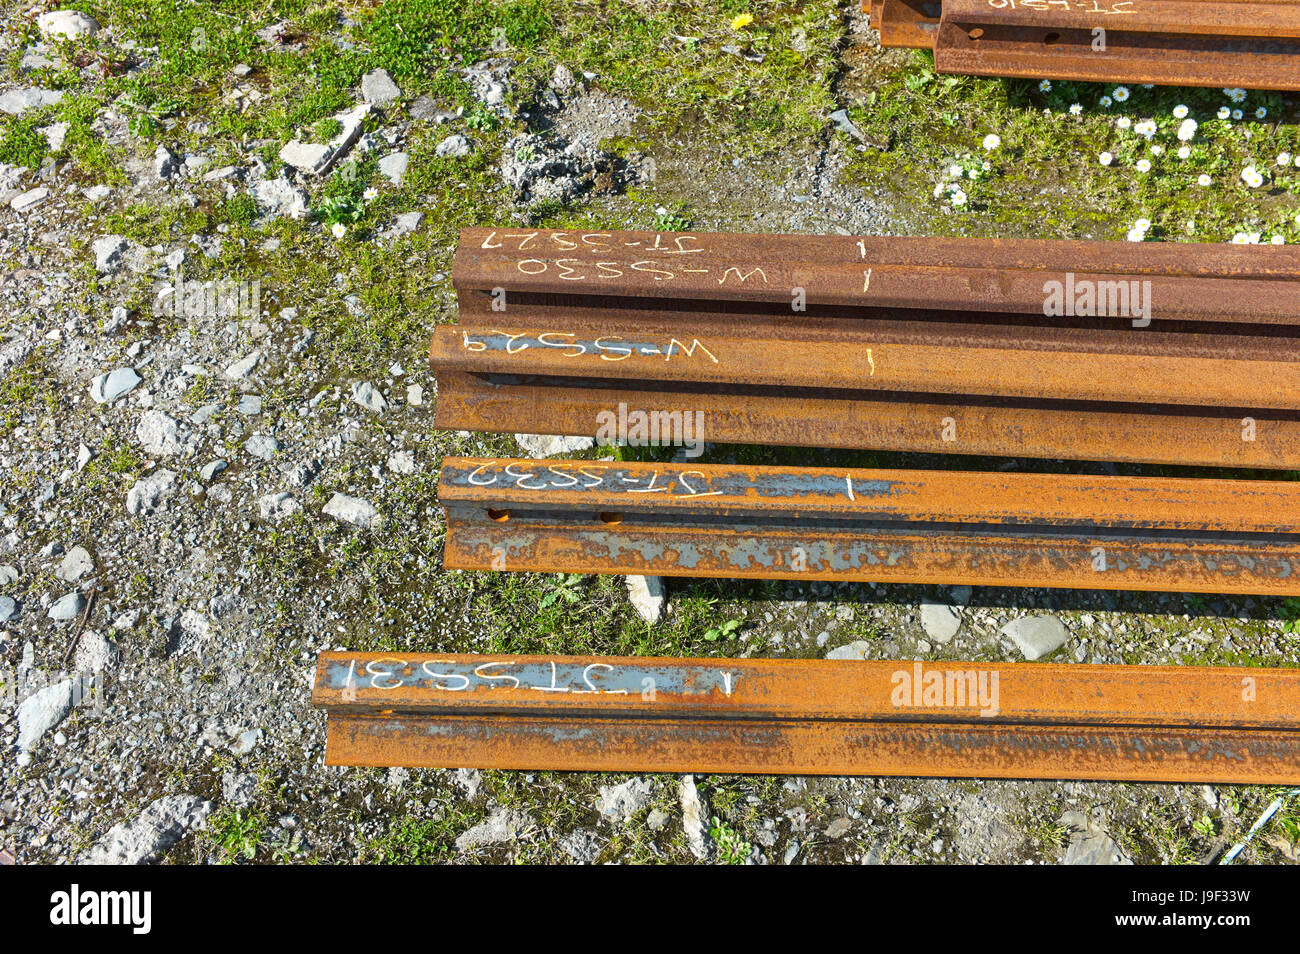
left=865, top=0, right=1300, bottom=91
left=435, top=227, right=1300, bottom=468
left=314, top=652, right=1300, bottom=782
left=438, top=457, right=1300, bottom=595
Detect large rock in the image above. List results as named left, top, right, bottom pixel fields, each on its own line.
left=92, top=235, right=129, bottom=273
left=435, top=134, right=473, bottom=158
left=350, top=381, right=388, bottom=414
left=920, top=601, right=962, bottom=643
left=126, top=469, right=177, bottom=515
left=1001, top=615, right=1070, bottom=661
left=17, top=678, right=75, bottom=751
left=679, top=775, right=709, bottom=860
left=625, top=575, right=665, bottom=624
left=278, top=104, right=369, bottom=175
left=37, top=10, right=99, bottom=40
left=47, top=592, right=85, bottom=622
left=0, top=595, right=16, bottom=623
left=514, top=433, right=595, bottom=458
left=1060, top=811, right=1132, bottom=865
left=378, top=151, right=408, bottom=184
left=136, top=410, right=190, bottom=457
left=0, top=87, right=63, bottom=115
left=251, top=177, right=309, bottom=219
left=54, top=545, right=93, bottom=583
left=89, top=367, right=140, bottom=403
left=825, top=640, right=871, bottom=660
left=323, top=493, right=378, bottom=529
left=361, top=68, right=401, bottom=106
left=83, top=795, right=214, bottom=865
left=595, top=777, right=653, bottom=822
left=455, top=809, right=533, bottom=851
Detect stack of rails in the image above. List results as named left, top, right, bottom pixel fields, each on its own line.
left=433, top=227, right=1300, bottom=469
left=865, top=0, right=1300, bottom=91
left=314, top=653, right=1300, bottom=783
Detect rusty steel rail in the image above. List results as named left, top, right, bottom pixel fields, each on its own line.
left=866, top=0, right=1300, bottom=90
left=313, top=652, right=1300, bottom=782
left=438, top=457, right=1300, bottom=595
left=436, top=227, right=1300, bottom=468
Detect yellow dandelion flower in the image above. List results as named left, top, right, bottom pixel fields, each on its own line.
left=731, top=13, right=754, bottom=29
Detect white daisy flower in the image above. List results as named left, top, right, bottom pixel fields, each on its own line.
left=1232, top=233, right=1250, bottom=244
left=1069, top=103, right=1082, bottom=116
left=1136, top=158, right=1152, bottom=172
left=982, top=134, right=1001, bottom=150
left=1178, top=146, right=1191, bottom=159
left=1117, top=117, right=1132, bottom=129
left=1134, top=218, right=1151, bottom=231
left=1228, top=88, right=1247, bottom=103
left=1256, top=107, right=1268, bottom=119
left=1099, top=151, right=1114, bottom=166
left=331, top=223, right=346, bottom=239
left=1177, top=118, right=1198, bottom=141
left=1113, top=86, right=1130, bottom=102
left=1279, top=153, right=1293, bottom=166
left=1233, top=109, right=1244, bottom=121
left=1134, top=119, right=1156, bottom=138
left=1172, top=105, right=1189, bottom=119
left=948, top=164, right=963, bottom=178
left=1126, top=227, right=1146, bottom=242
left=1038, top=80, right=1052, bottom=92
left=363, top=187, right=378, bottom=201
left=1273, top=235, right=1286, bottom=245
left=1242, top=165, right=1265, bottom=187
left=1197, top=174, right=1212, bottom=186
left=1150, top=145, right=1163, bottom=156
left=950, top=189, right=968, bottom=206
left=1218, top=106, right=1232, bottom=120
left=1099, top=95, right=1112, bottom=107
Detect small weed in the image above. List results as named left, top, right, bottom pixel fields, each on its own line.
left=709, top=816, right=752, bottom=865
left=540, top=573, right=584, bottom=608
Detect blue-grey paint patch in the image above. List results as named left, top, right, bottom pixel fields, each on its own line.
left=324, top=658, right=742, bottom=697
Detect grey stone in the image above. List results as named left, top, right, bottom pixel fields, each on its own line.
left=54, top=545, right=93, bottom=583
left=47, top=592, right=85, bottom=622
left=0, top=87, right=63, bottom=115
left=679, top=775, right=709, bottom=860
left=222, top=771, right=257, bottom=808
left=625, top=574, right=665, bottom=624
left=323, top=493, right=378, bottom=529
left=154, top=145, right=180, bottom=180
left=361, top=68, right=401, bottom=106
left=558, top=830, right=601, bottom=864
left=277, top=140, right=330, bottom=173
left=199, top=460, right=227, bottom=482
left=90, top=367, right=141, bottom=404
left=1001, top=615, right=1070, bottom=661
left=350, top=381, right=388, bottom=414
left=646, top=808, right=668, bottom=831
left=243, top=435, right=280, bottom=460
left=40, top=121, right=68, bottom=151
left=455, top=809, right=533, bottom=851
left=237, top=394, right=262, bottom=415
left=1060, top=811, right=1132, bottom=865
left=279, top=104, right=369, bottom=175
left=10, top=187, right=49, bottom=212
left=92, top=235, right=129, bottom=273
left=126, top=469, right=177, bottom=515
left=251, top=177, right=309, bottom=219
left=224, top=350, right=261, bottom=379
left=0, top=565, right=17, bottom=586
left=920, top=601, right=962, bottom=643
left=436, top=134, right=473, bottom=158
left=595, top=777, right=652, bottom=822
left=386, top=450, right=415, bottom=474
left=136, top=410, right=189, bottom=456
left=378, top=151, right=408, bottom=184
left=383, top=211, right=423, bottom=239
left=257, top=492, right=300, bottom=521
left=74, top=630, right=118, bottom=673
left=514, top=433, right=595, bottom=458
left=17, top=678, right=76, bottom=751
left=83, top=795, right=214, bottom=865
left=0, top=595, right=16, bottom=623
left=826, top=640, right=871, bottom=660
left=828, top=108, right=866, bottom=142
left=37, top=10, right=99, bottom=40
left=551, top=64, right=575, bottom=92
